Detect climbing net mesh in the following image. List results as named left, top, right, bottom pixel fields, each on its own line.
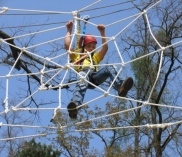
left=0, top=0, right=182, bottom=142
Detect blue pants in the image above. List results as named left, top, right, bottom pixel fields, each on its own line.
left=70, top=65, right=124, bottom=106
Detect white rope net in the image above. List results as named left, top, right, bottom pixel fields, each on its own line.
left=0, top=0, right=182, bottom=142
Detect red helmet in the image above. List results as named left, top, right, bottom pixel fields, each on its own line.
left=84, top=35, right=97, bottom=45
left=79, top=34, right=97, bottom=48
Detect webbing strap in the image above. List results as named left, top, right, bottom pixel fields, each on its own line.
left=79, top=15, right=89, bottom=48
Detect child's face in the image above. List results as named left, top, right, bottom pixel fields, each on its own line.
left=84, top=42, right=96, bottom=52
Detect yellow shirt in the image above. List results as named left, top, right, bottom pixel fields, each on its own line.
left=70, top=51, right=102, bottom=72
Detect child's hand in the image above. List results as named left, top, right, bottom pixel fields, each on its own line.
left=66, top=21, right=73, bottom=32
left=97, top=24, right=105, bottom=32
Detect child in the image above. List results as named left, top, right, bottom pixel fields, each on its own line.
left=64, top=21, right=133, bottom=119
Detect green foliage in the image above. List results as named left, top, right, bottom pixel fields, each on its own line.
left=16, top=139, right=60, bottom=157
left=131, top=52, right=153, bottom=84
left=104, top=146, right=137, bottom=157
left=50, top=100, right=133, bottom=156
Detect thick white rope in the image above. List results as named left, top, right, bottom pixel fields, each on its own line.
left=0, top=7, right=71, bottom=14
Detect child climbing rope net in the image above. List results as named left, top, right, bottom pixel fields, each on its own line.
left=65, top=20, right=133, bottom=119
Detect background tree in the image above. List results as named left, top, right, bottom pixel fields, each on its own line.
left=51, top=100, right=138, bottom=157
left=119, top=0, right=182, bottom=156
left=16, top=138, right=60, bottom=157
left=0, top=99, right=33, bottom=157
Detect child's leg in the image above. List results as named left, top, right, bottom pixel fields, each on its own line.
left=92, top=65, right=133, bottom=96
left=68, top=71, right=89, bottom=119
left=71, top=71, right=89, bottom=106
left=92, top=65, right=123, bottom=90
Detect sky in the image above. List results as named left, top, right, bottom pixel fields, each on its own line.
left=0, top=0, right=163, bottom=156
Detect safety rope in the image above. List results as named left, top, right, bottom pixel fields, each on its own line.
left=75, top=13, right=81, bottom=52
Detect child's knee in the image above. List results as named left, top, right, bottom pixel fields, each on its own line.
left=77, top=71, right=88, bottom=79
left=77, top=71, right=89, bottom=86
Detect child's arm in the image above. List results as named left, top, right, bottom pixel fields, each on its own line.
left=97, top=24, right=108, bottom=60
left=64, top=21, right=74, bottom=53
